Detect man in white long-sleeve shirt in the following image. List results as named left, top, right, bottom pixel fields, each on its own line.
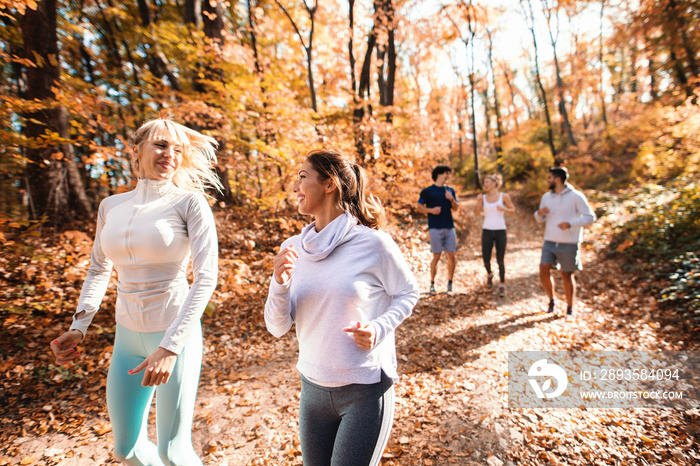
left=534, top=167, right=596, bottom=317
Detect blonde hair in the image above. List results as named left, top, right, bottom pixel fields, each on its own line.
left=132, top=118, right=223, bottom=195
left=484, top=173, right=503, bottom=189
left=306, top=149, right=386, bottom=230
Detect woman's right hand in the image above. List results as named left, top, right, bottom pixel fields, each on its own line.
left=50, top=329, right=83, bottom=365
left=273, top=244, right=299, bottom=284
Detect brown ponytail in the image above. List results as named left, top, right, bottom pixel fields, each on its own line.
left=306, top=149, right=386, bottom=229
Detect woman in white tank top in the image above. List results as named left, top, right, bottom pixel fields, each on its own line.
left=474, top=174, right=515, bottom=297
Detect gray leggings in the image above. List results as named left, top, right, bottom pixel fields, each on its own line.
left=299, top=372, right=395, bottom=466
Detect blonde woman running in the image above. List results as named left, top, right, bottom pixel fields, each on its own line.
left=50, top=118, right=221, bottom=465
left=474, top=173, right=515, bottom=297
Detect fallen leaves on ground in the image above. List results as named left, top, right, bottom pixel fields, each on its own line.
left=1, top=199, right=698, bottom=465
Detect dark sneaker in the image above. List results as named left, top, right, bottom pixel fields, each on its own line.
left=487, top=273, right=494, bottom=288
left=429, top=284, right=437, bottom=296
left=547, top=300, right=555, bottom=313
left=498, top=285, right=505, bottom=298
left=446, top=282, right=454, bottom=296
left=566, top=307, right=573, bottom=316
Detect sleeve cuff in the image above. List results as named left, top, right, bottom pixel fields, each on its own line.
left=159, top=336, right=183, bottom=355
left=269, top=274, right=292, bottom=293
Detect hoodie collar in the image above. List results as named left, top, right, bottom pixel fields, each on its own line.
left=299, top=211, right=358, bottom=262
left=552, top=183, right=572, bottom=196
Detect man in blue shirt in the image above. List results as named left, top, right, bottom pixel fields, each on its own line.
left=417, top=165, right=459, bottom=296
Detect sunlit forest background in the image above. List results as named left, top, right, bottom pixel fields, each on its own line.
left=2, top=0, right=698, bottom=217
left=3, top=0, right=698, bottom=314
left=1, top=1, right=699, bottom=463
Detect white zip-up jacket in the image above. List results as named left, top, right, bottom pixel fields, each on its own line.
left=534, top=183, right=596, bottom=244
left=70, top=179, right=218, bottom=354
left=265, top=212, right=419, bottom=385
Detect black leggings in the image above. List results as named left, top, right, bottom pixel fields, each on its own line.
left=299, top=372, right=395, bottom=466
left=482, top=229, right=507, bottom=283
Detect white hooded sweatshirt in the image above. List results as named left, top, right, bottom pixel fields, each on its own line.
left=264, top=212, right=419, bottom=385
left=534, top=183, right=596, bottom=244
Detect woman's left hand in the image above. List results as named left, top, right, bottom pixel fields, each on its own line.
left=129, top=347, right=178, bottom=387
left=343, top=321, right=376, bottom=350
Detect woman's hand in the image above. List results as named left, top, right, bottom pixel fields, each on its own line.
left=129, top=347, right=178, bottom=387
left=50, top=330, right=83, bottom=365
left=273, top=244, right=299, bottom=284
left=343, top=321, right=377, bottom=350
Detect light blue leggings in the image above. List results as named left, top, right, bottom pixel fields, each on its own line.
left=107, top=323, right=203, bottom=466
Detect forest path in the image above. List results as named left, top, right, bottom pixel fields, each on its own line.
left=384, top=195, right=697, bottom=465
left=5, top=196, right=697, bottom=465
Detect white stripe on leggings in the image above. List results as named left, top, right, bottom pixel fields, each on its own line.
left=369, top=385, right=395, bottom=466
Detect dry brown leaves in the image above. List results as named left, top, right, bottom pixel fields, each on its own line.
left=1, top=199, right=699, bottom=465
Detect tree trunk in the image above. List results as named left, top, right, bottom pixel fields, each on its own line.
left=348, top=0, right=364, bottom=156
left=449, top=1, right=481, bottom=186
left=183, top=0, right=232, bottom=203
left=502, top=64, right=523, bottom=127
left=375, top=0, right=396, bottom=124
left=306, top=45, right=317, bottom=112
left=644, top=32, right=658, bottom=101
left=486, top=28, right=505, bottom=170
left=541, top=0, right=576, bottom=147
left=467, top=17, right=479, bottom=189
left=248, top=0, right=266, bottom=85
left=104, top=0, right=141, bottom=90
left=247, top=0, right=277, bottom=150
left=203, top=0, right=225, bottom=44
left=274, top=0, right=318, bottom=112
left=138, top=0, right=182, bottom=91
left=185, top=0, right=202, bottom=28
left=457, top=117, right=464, bottom=166
left=630, top=42, right=639, bottom=99
left=554, top=53, right=576, bottom=146
left=599, top=0, right=608, bottom=124
left=521, top=0, right=558, bottom=163
left=469, top=69, right=480, bottom=190
left=94, top=0, right=124, bottom=75
left=355, top=27, right=377, bottom=159
left=23, top=0, right=91, bottom=224
left=667, top=0, right=699, bottom=78
left=348, top=0, right=358, bottom=98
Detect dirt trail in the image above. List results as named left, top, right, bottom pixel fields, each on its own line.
left=6, top=197, right=698, bottom=465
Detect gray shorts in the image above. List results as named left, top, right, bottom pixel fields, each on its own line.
left=429, top=228, right=457, bottom=254
left=541, top=240, right=581, bottom=272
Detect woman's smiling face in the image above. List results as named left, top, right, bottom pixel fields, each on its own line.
left=293, top=160, right=330, bottom=216
left=134, top=138, right=183, bottom=181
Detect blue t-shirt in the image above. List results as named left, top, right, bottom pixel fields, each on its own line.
left=418, top=185, right=457, bottom=229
